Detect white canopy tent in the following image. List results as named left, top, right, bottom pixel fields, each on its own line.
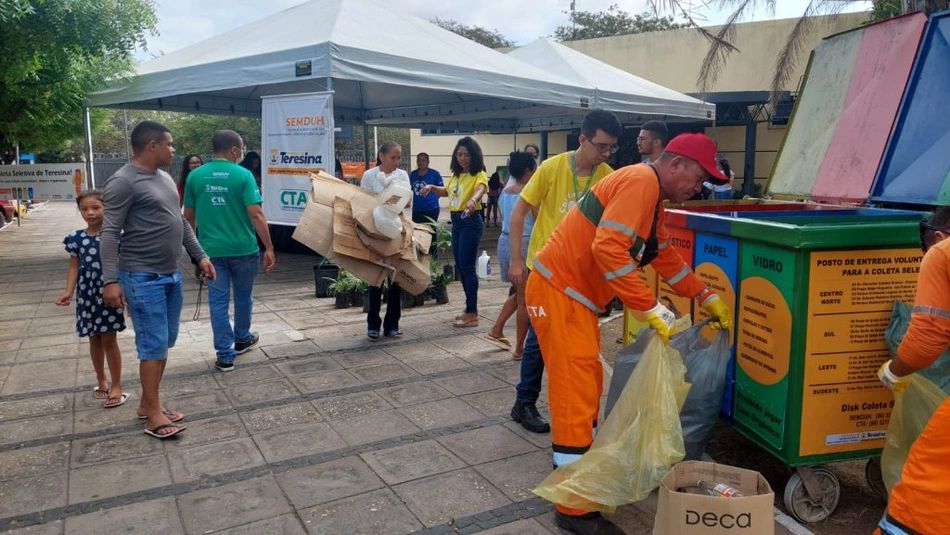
left=86, top=0, right=713, bottom=133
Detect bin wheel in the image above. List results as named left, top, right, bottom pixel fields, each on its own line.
left=866, top=458, right=888, bottom=503
left=783, top=467, right=841, bottom=523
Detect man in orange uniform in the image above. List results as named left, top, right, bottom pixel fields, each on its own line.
left=876, top=207, right=950, bottom=535
left=526, top=133, right=733, bottom=535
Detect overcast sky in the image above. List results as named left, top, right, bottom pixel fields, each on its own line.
left=140, top=0, right=872, bottom=61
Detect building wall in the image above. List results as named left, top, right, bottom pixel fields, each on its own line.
left=408, top=131, right=569, bottom=177
left=705, top=122, right=790, bottom=192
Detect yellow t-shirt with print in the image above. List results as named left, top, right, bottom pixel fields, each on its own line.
left=446, top=171, right=489, bottom=212
left=520, top=152, right=612, bottom=265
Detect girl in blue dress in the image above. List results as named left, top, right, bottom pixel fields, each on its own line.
left=55, top=190, right=128, bottom=408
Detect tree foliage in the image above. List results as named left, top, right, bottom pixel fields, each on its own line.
left=0, top=0, right=157, bottom=153
left=431, top=17, right=514, bottom=48
left=554, top=4, right=683, bottom=41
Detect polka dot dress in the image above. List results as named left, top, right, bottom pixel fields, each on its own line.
left=63, top=230, right=126, bottom=337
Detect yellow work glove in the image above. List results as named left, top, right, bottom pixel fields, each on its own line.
left=700, top=294, right=732, bottom=331
left=878, top=360, right=910, bottom=393
left=643, top=301, right=677, bottom=344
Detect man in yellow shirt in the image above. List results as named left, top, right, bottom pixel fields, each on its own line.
left=507, top=109, right=622, bottom=434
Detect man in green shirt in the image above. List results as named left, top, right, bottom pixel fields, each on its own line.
left=184, top=130, right=276, bottom=372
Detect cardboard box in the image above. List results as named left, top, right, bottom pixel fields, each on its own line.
left=391, top=225, right=434, bottom=296
left=655, top=461, right=774, bottom=535
left=292, top=200, right=335, bottom=258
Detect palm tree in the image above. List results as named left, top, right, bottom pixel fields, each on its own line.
left=648, top=0, right=950, bottom=103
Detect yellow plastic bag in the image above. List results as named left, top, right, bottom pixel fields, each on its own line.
left=533, top=320, right=691, bottom=513
left=881, top=374, right=947, bottom=494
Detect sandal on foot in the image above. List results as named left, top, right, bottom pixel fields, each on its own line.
left=384, top=329, right=403, bottom=339
left=512, top=352, right=523, bottom=361
left=93, top=386, right=109, bottom=399
left=144, top=423, right=185, bottom=439
left=367, top=329, right=380, bottom=342
left=138, top=409, right=184, bottom=423
left=484, top=333, right=511, bottom=347
left=453, top=316, right=479, bottom=328
left=103, top=393, right=130, bottom=409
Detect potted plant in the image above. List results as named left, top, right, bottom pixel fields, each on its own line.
left=429, top=257, right=452, bottom=305
left=350, top=277, right=367, bottom=307
left=327, top=271, right=355, bottom=309
left=426, top=216, right=454, bottom=278
left=313, top=258, right=339, bottom=298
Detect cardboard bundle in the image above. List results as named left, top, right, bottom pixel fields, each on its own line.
left=292, top=172, right=432, bottom=295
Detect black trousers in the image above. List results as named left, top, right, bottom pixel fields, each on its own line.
left=367, top=280, right=401, bottom=332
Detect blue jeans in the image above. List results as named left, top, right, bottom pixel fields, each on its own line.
left=208, top=253, right=259, bottom=363
left=117, top=270, right=183, bottom=361
left=515, top=318, right=544, bottom=404
left=451, top=211, right=484, bottom=314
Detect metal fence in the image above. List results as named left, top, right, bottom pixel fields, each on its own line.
left=92, top=156, right=212, bottom=186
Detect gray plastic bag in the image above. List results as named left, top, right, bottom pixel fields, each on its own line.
left=605, top=320, right=731, bottom=461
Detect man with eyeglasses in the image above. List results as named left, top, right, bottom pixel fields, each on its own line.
left=525, top=133, right=733, bottom=535
left=184, top=130, right=276, bottom=373
left=507, top=109, right=622, bottom=437
left=876, top=206, right=950, bottom=535
left=637, top=120, right=668, bottom=164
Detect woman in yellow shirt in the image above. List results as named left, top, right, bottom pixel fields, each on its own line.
left=422, top=137, right=489, bottom=327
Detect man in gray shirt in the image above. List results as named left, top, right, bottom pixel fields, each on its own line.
left=101, top=120, right=215, bottom=440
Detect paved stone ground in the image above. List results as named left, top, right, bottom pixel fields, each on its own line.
left=0, top=202, right=799, bottom=534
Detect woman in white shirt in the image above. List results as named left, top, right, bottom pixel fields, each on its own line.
left=360, top=141, right=411, bottom=340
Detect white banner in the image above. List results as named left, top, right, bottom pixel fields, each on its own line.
left=0, top=163, right=86, bottom=201
left=262, top=92, right=334, bottom=226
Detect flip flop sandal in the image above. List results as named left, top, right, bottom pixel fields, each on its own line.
left=138, top=409, right=184, bottom=423
left=484, top=333, right=511, bottom=347
left=453, top=317, right=479, bottom=328
left=103, top=393, right=130, bottom=409
left=512, top=353, right=523, bottom=361
left=93, top=386, right=109, bottom=399
left=144, top=423, right=185, bottom=439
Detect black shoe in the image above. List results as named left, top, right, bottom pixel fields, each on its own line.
left=234, top=332, right=260, bottom=354
left=554, top=512, right=624, bottom=535
left=214, top=359, right=234, bottom=372
left=510, top=401, right=550, bottom=433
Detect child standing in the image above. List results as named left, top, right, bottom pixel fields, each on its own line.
left=55, top=190, right=128, bottom=408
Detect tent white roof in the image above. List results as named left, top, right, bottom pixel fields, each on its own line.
left=507, top=38, right=714, bottom=121
left=87, top=0, right=712, bottom=131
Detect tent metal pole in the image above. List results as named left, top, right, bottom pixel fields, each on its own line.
left=84, top=107, right=96, bottom=188
left=358, top=81, right=371, bottom=169
left=123, top=109, right=131, bottom=161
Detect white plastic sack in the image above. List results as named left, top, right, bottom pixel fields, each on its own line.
left=372, top=206, right=403, bottom=239
left=377, top=176, right=412, bottom=215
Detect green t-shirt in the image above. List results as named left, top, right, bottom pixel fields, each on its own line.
left=183, top=159, right=262, bottom=258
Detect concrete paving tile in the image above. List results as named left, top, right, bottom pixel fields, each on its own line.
left=298, top=488, right=422, bottom=535
left=0, top=304, right=38, bottom=322
left=71, top=404, right=138, bottom=434
left=68, top=454, right=171, bottom=504
left=399, top=354, right=472, bottom=374
left=434, top=371, right=508, bottom=396
left=64, top=496, right=184, bottom=535
left=502, top=421, right=554, bottom=449
left=348, top=360, right=418, bottom=384
left=275, top=456, right=385, bottom=509
left=312, top=391, right=392, bottom=420
left=207, top=514, right=307, bottom=535
left=0, top=472, right=67, bottom=519
left=172, top=390, right=233, bottom=415
left=3, top=520, right=64, bottom=535
left=23, top=320, right=76, bottom=338
left=0, top=351, right=15, bottom=365
left=478, top=518, right=556, bottom=535
left=223, top=378, right=300, bottom=407
left=240, top=401, right=323, bottom=433
left=168, top=437, right=265, bottom=483
left=177, top=476, right=292, bottom=535
left=211, top=364, right=282, bottom=388
left=398, top=397, right=485, bottom=430
left=381, top=341, right=446, bottom=360
left=609, top=503, right=661, bottom=535
left=0, top=319, right=31, bottom=339
left=474, top=451, right=556, bottom=502
left=163, top=357, right=212, bottom=374
left=163, top=414, right=248, bottom=450
left=274, top=355, right=341, bottom=376
left=486, top=361, right=523, bottom=386
left=0, top=442, right=69, bottom=481
left=431, top=334, right=500, bottom=355
left=438, top=425, right=537, bottom=465
left=330, top=348, right=398, bottom=369
left=258, top=296, right=313, bottom=311
left=1, top=360, right=78, bottom=394
left=393, top=468, right=512, bottom=528
left=160, top=374, right=220, bottom=399
left=328, top=409, right=419, bottom=446
left=461, top=387, right=516, bottom=417
left=0, top=412, right=73, bottom=445
left=15, top=343, right=80, bottom=362
left=289, top=369, right=360, bottom=394
left=375, top=380, right=453, bottom=408
left=361, top=439, right=466, bottom=485
left=260, top=341, right=320, bottom=359
left=70, top=430, right=163, bottom=468
left=252, top=422, right=348, bottom=463
left=275, top=309, right=336, bottom=329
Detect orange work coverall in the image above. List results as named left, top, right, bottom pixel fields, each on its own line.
left=526, top=163, right=711, bottom=516
left=876, top=237, right=950, bottom=535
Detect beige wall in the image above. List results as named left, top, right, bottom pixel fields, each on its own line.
left=705, top=122, right=789, bottom=190
left=408, top=131, right=568, bottom=177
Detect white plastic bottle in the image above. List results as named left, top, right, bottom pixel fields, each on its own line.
left=477, top=250, right=491, bottom=279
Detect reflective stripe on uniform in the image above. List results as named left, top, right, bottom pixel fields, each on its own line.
left=667, top=265, right=690, bottom=285
left=912, top=305, right=950, bottom=320
left=533, top=258, right=554, bottom=279
left=553, top=451, right=584, bottom=467
left=565, top=287, right=604, bottom=314
left=658, top=239, right=670, bottom=250
left=604, top=262, right=637, bottom=281
left=600, top=219, right=636, bottom=238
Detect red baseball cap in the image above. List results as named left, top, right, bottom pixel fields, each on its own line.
left=665, top=133, right=728, bottom=184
